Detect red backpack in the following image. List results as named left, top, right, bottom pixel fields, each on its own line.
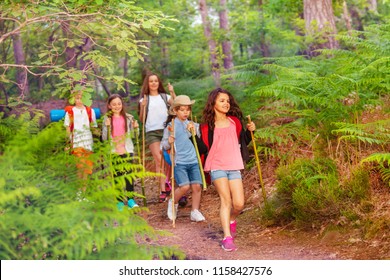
left=200, top=116, right=242, bottom=184
left=64, top=106, right=93, bottom=132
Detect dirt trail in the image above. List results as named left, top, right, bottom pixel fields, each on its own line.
left=137, top=177, right=389, bottom=260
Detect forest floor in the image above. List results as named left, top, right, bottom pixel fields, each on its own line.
left=136, top=164, right=390, bottom=260
left=33, top=99, right=390, bottom=260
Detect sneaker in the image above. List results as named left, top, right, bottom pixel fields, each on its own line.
left=165, top=180, right=172, bottom=195
left=167, top=198, right=178, bottom=220
left=117, top=202, right=125, bottom=211
left=127, top=199, right=139, bottom=209
left=159, top=192, right=168, bottom=203
left=221, top=236, right=237, bottom=252
left=190, top=209, right=205, bottom=222
left=178, top=196, right=187, bottom=207
left=230, top=220, right=237, bottom=238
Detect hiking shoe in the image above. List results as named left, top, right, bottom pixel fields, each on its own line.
left=165, top=180, right=172, bottom=195
left=178, top=196, right=188, bottom=207
left=221, top=236, right=237, bottom=252
left=127, top=199, right=139, bottom=209
left=167, top=198, right=178, bottom=220
left=159, top=192, right=168, bottom=203
left=190, top=209, right=205, bottom=222
left=117, top=202, right=125, bottom=211
left=230, top=220, right=237, bottom=238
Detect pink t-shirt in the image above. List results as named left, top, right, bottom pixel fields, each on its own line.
left=112, top=115, right=126, bottom=154
left=204, top=118, right=244, bottom=171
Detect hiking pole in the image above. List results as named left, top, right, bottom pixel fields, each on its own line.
left=170, top=118, right=176, bottom=228
left=246, top=115, right=267, bottom=203
left=190, top=123, right=207, bottom=190
left=135, top=128, right=146, bottom=207
left=141, top=102, right=147, bottom=206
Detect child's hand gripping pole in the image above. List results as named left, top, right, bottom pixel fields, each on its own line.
left=246, top=115, right=267, bottom=203
left=190, top=122, right=207, bottom=190
left=169, top=119, right=176, bottom=228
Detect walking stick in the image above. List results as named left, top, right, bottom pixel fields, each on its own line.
left=246, top=115, right=267, bottom=203
left=135, top=128, right=146, bottom=207
left=141, top=102, right=147, bottom=206
left=170, top=119, right=176, bottom=228
left=190, top=123, right=207, bottom=190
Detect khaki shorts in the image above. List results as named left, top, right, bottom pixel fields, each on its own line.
left=145, top=129, right=164, bottom=146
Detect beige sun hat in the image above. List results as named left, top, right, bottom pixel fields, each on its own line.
left=169, top=95, right=196, bottom=115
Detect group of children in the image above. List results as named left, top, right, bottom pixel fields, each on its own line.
left=64, top=73, right=256, bottom=252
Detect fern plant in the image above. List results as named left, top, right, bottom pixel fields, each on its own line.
left=0, top=111, right=183, bottom=260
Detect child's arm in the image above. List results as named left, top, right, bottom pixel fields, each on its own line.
left=190, top=122, right=208, bottom=155
left=101, top=116, right=109, bottom=141
left=161, top=126, right=171, bottom=151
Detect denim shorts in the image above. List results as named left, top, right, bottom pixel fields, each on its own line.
left=174, top=163, right=202, bottom=187
left=210, top=170, right=242, bottom=181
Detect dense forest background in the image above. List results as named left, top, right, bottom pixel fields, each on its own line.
left=0, top=0, right=389, bottom=260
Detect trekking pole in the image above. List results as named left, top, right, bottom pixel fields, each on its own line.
left=135, top=128, right=146, bottom=207
left=141, top=103, right=147, bottom=206
left=246, top=115, right=267, bottom=203
left=190, top=123, right=207, bottom=190
left=170, top=118, right=176, bottom=228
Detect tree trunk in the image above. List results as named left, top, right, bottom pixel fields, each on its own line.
left=199, top=0, right=220, bottom=86
left=368, top=0, right=377, bottom=13
left=218, top=0, right=234, bottom=70
left=12, top=31, right=30, bottom=99
left=123, top=53, right=130, bottom=96
left=61, top=21, right=77, bottom=68
left=303, top=0, right=339, bottom=53
left=258, top=0, right=270, bottom=58
left=342, top=1, right=352, bottom=35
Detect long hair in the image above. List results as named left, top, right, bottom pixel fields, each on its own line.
left=202, top=88, right=243, bottom=130
left=106, top=94, right=128, bottom=135
left=140, top=72, right=167, bottom=98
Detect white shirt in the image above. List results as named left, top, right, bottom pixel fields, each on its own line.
left=64, top=107, right=97, bottom=151
left=140, top=94, right=171, bottom=132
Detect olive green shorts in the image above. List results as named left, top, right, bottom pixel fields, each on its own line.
left=145, top=129, right=164, bottom=146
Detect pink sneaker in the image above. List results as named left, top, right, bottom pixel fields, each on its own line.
left=230, top=220, right=237, bottom=238
left=221, top=236, right=237, bottom=251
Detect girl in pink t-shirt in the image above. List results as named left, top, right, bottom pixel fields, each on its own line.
left=102, top=94, right=139, bottom=210
left=201, top=88, right=256, bottom=252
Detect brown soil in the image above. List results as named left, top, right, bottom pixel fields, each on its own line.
left=137, top=164, right=390, bottom=260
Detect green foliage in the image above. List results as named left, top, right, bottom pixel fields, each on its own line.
left=0, top=111, right=183, bottom=260
left=268, top=157, right=343, bottom=226
left=341, top=166, right=371, bottom=202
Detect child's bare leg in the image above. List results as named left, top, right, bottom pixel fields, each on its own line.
left=190, top=183, right=202, bottom=210
left=174, top=185, right=190, bottom=204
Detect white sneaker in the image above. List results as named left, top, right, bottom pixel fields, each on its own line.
left=190, top=209, right=205, bottom=222
left=167, top=199, right=178, bottom=220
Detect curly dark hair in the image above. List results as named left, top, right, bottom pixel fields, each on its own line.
left=202, top=88, right=243, bottom=130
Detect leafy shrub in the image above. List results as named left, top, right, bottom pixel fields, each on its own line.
left=0, top=111, right=183, bottom=260
left=266, top=157, right=344, bottom=226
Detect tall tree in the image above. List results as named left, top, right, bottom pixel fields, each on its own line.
left=303, top=0, right=339, bottom=52
left=199, top=0, right=220, bottom=86
left=257, top=0, right=270, bottom=58
left=12, top=31, right=30, bottom=99
left=218, top=0, right=234, bottom=70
